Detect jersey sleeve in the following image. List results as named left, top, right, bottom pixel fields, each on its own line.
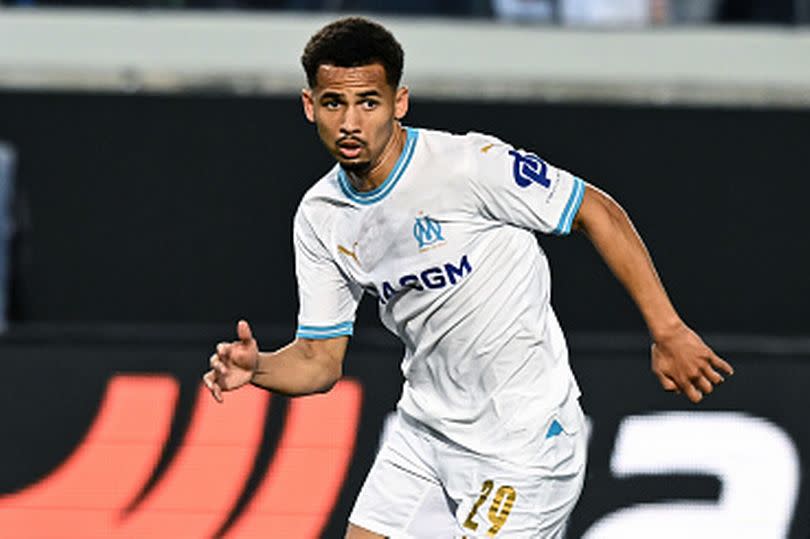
left=293, top=207, right=362, bottom=339
left=467, top=134, right=586, bottom=235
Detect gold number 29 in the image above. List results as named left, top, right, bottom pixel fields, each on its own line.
left=462, top=479, right=517, bottom=537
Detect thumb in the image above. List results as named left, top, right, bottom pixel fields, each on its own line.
left=237, top=319, right=254, bottom=343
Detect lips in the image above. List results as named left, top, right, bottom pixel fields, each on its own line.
left=337, top=138, right=364, bottom=160
left=339, top=146, right=363, bottom=159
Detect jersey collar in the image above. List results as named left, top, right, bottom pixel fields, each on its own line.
left=337, top=127, right=419, bottom=205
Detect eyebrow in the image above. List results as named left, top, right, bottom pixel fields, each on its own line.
left=318, top=90, right=382, bottom=100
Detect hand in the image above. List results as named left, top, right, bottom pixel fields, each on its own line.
left=202, top=320, right=260, bottom=403
left=651, top=324, right=734, bottom=403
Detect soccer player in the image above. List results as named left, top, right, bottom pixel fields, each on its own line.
left=203, top=17, right=734, bottom=538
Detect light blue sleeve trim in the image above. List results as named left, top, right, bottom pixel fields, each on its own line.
left=296, top=321, right=354, bottom=339
left=298, top=321, right=353, bottom=332
left=552, top=177, right=585, bottom=235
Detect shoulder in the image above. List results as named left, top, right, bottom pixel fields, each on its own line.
left=422, top=128, right=513, bottom=165
left=299, top=164, right=343, bottom=208
left=415, top=127, right=506, bottom=155
left=296, top=163, right=355, bottom=222
left=413, top=128, right=513, bottom=184
left=293, top=165, right=348, bottom=247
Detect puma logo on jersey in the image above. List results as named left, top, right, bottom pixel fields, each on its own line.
left=337, top=243, right=360, bottom=264
left=480, top=143, right=495, bottom=153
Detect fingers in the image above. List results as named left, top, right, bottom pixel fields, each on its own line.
left=702, top=365, right=725, bottom=385
left=653, top=336, right=733, bottom=404
left=655, top=365, right=719, bottom=404
left=710, top=353, right=735, bottom=377
left=216, top=341, right=231, bottom=360
left=210, top=353, right=228, bottom=375
left=206, top=353, right=229, bottom=402
left=204, top=322, right=255, bottom=403
left=684, top=384, right=704, bottom=404
left=681, top=363, right=726, bottom=403
left=237, top=319, right=254, bottom=344
left=690, top=353, right=733, bottom=400
left=655, top=371, right=679, bottom=392
left=202, top=370, right=223, bottom=403
left=677, top=369, right=715, bottom=403
left=694, top=376, right=714, bottom=396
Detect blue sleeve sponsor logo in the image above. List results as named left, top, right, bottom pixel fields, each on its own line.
left=508, top=149, right=551, bottom=189
left=378, top=254, right=472, bottom=304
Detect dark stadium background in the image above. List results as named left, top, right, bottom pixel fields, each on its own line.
left=1, top=90, right=808, bottom=537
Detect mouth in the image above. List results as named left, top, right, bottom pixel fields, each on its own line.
left=337, top=138, right=365, bottom=160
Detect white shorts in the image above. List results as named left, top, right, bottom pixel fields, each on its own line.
left=349, top=397, right=587, bottom=538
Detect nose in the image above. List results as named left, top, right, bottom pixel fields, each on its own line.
left=340, top=104, right=361, bottom=134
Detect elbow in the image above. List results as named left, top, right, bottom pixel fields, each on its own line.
left=315, top=381, right=338, bottom=394
left=315, top=363, right=342, bottom=394
left=295, top=336, right=348, bottom=395
left=308, top=345, right=343, bottom=394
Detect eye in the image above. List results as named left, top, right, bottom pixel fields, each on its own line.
left=361, top=99, right=379, bottom=110
left=322, top=100, right=341, bottom=110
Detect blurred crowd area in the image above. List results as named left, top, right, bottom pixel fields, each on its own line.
left=1, top=0, right=809, bottom=25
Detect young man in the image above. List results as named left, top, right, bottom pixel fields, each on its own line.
left=203, top=17, right=734, bottom=538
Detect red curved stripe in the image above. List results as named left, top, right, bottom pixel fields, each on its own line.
left=117, top=384, right=269, bottom=537
left=0, top=375, right=178, bottom=538
left=225, top=379, right=363, bottom=539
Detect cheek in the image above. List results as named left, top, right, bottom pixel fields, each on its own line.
left=373, top=116, right=395, bottom=143
left=315, top=118, right=337, bottom=145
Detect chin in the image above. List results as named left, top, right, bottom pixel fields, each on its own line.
left=341, top=160, right=372, bottom=174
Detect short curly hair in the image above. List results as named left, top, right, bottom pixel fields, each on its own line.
left=301, top=17, right=404, bottom=89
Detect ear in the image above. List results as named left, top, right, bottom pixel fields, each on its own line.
left=302, top=88, right=315, bottom=123
left=394, top=86, right=409, bottom=120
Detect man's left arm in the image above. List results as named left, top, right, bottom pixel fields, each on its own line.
left=573, top=183, right=734, bottom=403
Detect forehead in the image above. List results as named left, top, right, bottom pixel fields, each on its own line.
left=313, top=63, right=391, bottom=94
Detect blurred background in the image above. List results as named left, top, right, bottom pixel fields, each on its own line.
left=1, top=2, right=809, bottom=538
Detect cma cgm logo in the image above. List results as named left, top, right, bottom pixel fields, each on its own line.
left=413, top=213, right=445, bottom=250
left=0, top=375, right=363, bottom=538
left=378, top=254, right=472, bottom=304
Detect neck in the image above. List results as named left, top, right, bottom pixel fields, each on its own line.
left=346, top=123, right=406, bottom=192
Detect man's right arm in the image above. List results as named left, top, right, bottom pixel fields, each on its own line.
left=251, top=336, right=349, bottom=396
left=203, top=320, right=349, bottom=401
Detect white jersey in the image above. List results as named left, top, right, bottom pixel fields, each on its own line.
left=294, top=127, right=585, bottom=458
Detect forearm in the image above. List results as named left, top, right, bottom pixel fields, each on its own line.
left=251, top=338, right=343, bottom=397
left=574, top=185, right=683, bottom=341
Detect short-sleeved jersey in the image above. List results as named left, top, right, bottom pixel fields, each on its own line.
left=294, top=127, right=585, bottom=458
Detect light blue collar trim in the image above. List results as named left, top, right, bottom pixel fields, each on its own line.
left=338, top=127, right=418, bottom=205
